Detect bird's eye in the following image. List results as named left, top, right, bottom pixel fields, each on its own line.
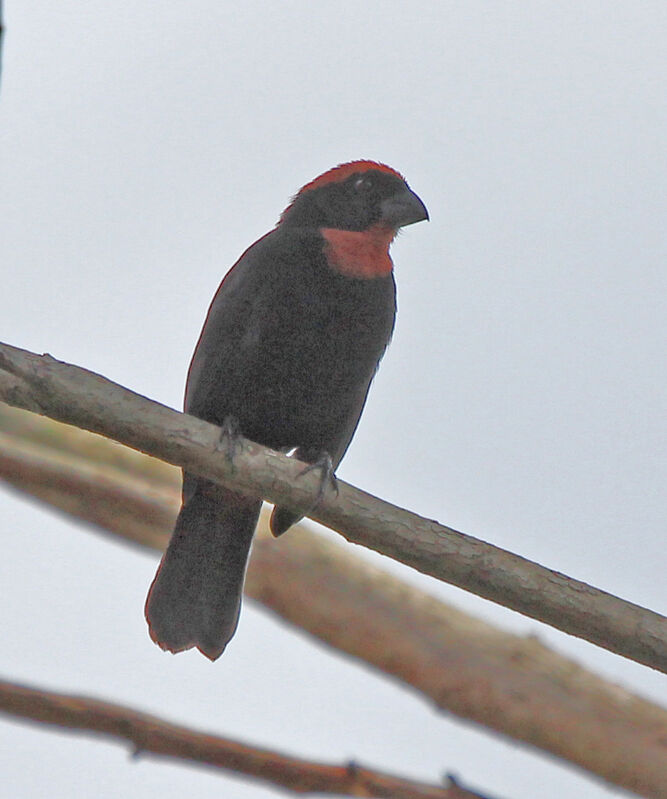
left=353, top=176, right=372, bottom=192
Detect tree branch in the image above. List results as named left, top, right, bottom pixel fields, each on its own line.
left=2, top=405, right=667, bottom=798
left=0, top=679, right=500, bottom=799
left=1, top=340, right=666, bottom=677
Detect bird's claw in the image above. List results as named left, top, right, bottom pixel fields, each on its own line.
left=217, top=415, right=242, bottom=466
left=298, top=451, right=338, bottom=505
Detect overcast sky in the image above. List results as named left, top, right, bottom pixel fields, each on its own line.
left=1, top=3, right=666, bottom=798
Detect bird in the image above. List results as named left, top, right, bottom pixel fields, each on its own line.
left=145, top=160, right=428, bottom=659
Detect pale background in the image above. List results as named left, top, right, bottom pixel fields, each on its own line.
left=1, top=3, right=665, bottom=797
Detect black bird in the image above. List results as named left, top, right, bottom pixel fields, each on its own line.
left=145, top=161, right=428, bottom=659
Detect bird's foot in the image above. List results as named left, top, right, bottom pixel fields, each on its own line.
left=217, top=415, right=242, bottom=466
left=269, top=450, right=338, bottom=537
left=297, top=451, right=339, bottom=506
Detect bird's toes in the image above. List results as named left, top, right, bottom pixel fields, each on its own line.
left=216, top=415, right=243, bottom=465
left=298, top=451, right=338, bottom=504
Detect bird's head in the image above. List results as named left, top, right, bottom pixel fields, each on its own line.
left=279, top=161, right=428, bottom=279
left=280, top=160, right=428, bottom=233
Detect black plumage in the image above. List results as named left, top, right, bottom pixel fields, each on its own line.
left=145, top=161, right=427, bottom=659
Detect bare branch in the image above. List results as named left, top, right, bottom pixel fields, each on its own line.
left=1, top=340, right=666, bottom=677
left=2, top=406, right=667, bottom=798
left=0, top=679, right=499, bottom=799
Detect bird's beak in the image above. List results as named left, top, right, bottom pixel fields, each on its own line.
left=380, top=186, right=429, bottom=229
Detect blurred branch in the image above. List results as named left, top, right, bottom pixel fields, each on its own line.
left=0, top=679, right=497, bottom=799
left=0, top=341, right=666, bottom=679
left=2, top=405, right=667, bottom=798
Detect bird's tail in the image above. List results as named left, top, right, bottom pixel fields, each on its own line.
left=145, top=477, right=261, bottom=660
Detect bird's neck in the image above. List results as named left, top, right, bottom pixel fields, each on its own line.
left=320, top=225, right=395, bottom=279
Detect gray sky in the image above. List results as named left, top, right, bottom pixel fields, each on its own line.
left=1, top=2, right=666, bottom=797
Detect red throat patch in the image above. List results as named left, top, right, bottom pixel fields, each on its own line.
left=321, top=225, right=396, bottom=279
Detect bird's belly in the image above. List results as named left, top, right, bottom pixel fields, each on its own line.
left=235, top=338, right=380, bottom=454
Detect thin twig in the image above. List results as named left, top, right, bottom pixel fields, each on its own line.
left=0, top=679, right=498, bottom=799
